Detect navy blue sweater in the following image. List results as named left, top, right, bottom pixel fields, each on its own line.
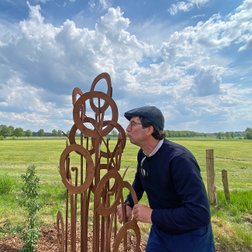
left=127, top=139, right=211, bottom=234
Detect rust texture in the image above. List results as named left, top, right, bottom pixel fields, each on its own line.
left=57, top=72, right=141, bottom=251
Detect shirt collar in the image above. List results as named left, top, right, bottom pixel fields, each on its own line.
left=143, top=139, right=164, bottom=157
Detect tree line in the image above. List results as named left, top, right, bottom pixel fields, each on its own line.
left=165, top=129, right=252, bottom=139
left=0, top=124, right=251, bottom=139
left=0, top=125, right=62, bottom=138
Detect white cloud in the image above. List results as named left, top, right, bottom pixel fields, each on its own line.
left=16, top=5, right=148, bottom=92
left=168, top=0, right=209, bottom=16
left=238, top=37, right=252, bottom=52
left=159, top=0, right=252, bottom=71
left=191, top=67, right=221, bottom=96
left=88, top=0, right=96, bottom=9
left=99, top=0, right=110, bottom=10
left=34, top=0, right=51, bottom=3
left=0, top=76, right=56, bottom=114
left=0, top=74, right=74, bottom=131
left=0, top=1, right=251, bottom=132
left=88, top=0, right=111, bottom=10
left=0, top=3, right=150, bottom=130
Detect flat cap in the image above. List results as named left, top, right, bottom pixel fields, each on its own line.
left=124, top=105, right=164, bottom=131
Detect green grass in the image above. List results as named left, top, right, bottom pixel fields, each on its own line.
left=171, top=139, right=252, bottom=190
left=0, top=137, right=251, bottom=251
left=211, top=191, right=252, bottom=251
left=0, top=175, right=16, bottom=194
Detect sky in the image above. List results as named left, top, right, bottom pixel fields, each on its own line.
left=0, top=0, right=251, bottom=133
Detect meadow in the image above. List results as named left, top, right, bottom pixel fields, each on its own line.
left=0, top=137, right=251, bottom=251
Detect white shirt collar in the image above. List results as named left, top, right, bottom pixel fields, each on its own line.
left=143, top=139, right=164, bottom=157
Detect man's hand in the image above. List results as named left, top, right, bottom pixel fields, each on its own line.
left=117, top=203, right=132, bottom=223
left=132, top=204, right=153, bottom=223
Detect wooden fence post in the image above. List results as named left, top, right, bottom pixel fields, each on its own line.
left=206, top=149, right=217, bottom=205
left=221, top=169, right=231, bottom=202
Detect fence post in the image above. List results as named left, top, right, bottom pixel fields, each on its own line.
left=206, top=149, right=217, bottom=205
left=221, top=169, right=231, bottom=202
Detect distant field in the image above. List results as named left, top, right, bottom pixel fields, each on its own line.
left=0, top=137, right=251, bottom=190
left=0, top=137, right=251, bottom=250
left=0, top=137, right=251, bottom=221
left=171, top=138, right=252, bottom=191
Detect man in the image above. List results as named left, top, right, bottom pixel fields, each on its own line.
left=117, top=106, right=215, bottom=252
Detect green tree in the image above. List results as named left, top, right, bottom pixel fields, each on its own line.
left=51, top=129, right=58, bottom=136
left=225, top=132, right=231, bottom=139
left=8, top=126, right=14, bottom=136
left=0, top=125, right=11, bottom=137
left=216, top=132, right=224, bottom=139
left=24, top=130, right=32, bottom=137
left=14, top=127, right=24, bottom=137
left=245, top=128, right=252, bottom=139
left=37, top=129, right=44, bottom=137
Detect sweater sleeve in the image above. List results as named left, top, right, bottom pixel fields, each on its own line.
left=151, top=154, right=210, bottom=233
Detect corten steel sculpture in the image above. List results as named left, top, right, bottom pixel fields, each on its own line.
left=57, top=72, right=141, bottom=252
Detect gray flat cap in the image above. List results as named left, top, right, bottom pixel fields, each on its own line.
left=124, top=105, right=164, bottom=131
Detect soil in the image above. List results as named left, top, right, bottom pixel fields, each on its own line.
left=2, top=226, right=251, bottom=252
left=0, top=225, right=147, bottom=252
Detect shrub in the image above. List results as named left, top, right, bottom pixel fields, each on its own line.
left=18, top=164, right=41, bottom=252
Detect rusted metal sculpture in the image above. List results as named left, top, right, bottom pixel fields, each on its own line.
left=57, top=72, right=141, bottom=251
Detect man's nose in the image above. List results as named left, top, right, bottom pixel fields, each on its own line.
left=126, top=124, right=131, bottom=132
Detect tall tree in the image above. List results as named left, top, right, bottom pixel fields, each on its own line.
left=245, top=128, right=252, bottom=139
left=37, top=129, right=45, bottom=137
left=0, top=125, right=11, bottom=137
left=24, top=130, right=32, bottom=137
left=51, top=129, right=58, bottom=136
left=14, top=127, right=24, bottom=137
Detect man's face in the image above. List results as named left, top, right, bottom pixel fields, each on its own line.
left=126, top=116, right=147, bottom=146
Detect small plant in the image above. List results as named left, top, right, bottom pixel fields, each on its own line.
left=18, top=164, right=41, bottom=252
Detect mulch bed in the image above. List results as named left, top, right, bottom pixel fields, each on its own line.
left=0, top=225, right=146, bottom=251
left=0, top=226, right=58, bottom=252
left=4, top=225, right=251, bottom=252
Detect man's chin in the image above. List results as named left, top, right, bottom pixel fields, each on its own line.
left=127, top=136, right=137, bottom=145
left=129, top=138, right=138, bottom=146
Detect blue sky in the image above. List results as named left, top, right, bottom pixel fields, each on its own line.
left=0, top=0, right=251, bottom=133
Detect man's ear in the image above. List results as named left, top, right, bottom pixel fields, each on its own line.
left=145, top=125, right=154, bottom=136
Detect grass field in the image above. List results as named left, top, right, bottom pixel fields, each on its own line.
left=0, top=137, right=251, bottom=251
